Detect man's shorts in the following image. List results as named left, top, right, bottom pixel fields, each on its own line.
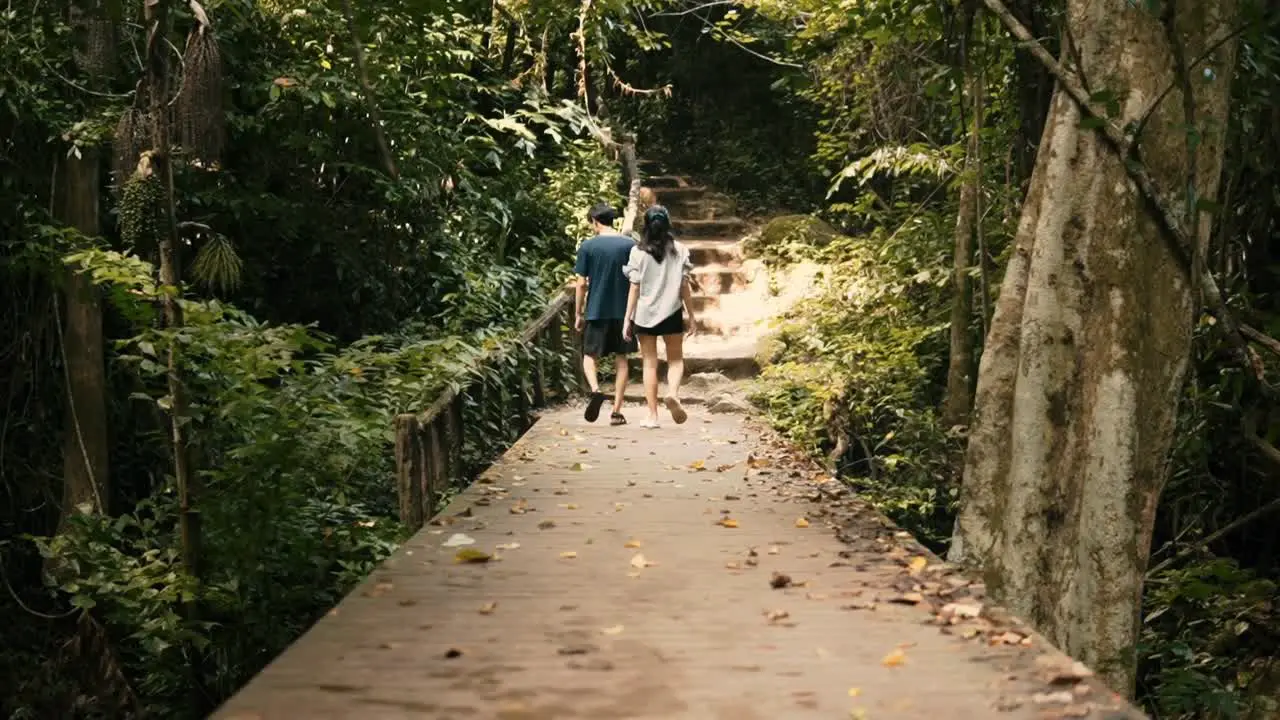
left=583, top=318, right=638, bottom=357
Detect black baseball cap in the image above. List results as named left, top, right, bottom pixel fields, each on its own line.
left=588, top=203, right=617, bottom=225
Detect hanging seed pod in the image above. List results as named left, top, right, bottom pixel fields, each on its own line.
left=176, top=22, right=225, bottom=164
left=118, top=156, right=164, bottom=253
left=113, top=83, right=153, bottom=189
left=190, top=234, right=243, bottom=294
left=83, top=15, right=115, bottom=78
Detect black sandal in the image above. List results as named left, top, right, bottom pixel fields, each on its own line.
left=584, top=391, right=606, bottom=422
left=610, top=412, right=627, bottom=426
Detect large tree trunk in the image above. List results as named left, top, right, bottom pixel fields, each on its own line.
left=56, top=1, right=112, bottom=529
left=949, top=0, right=1237, bottom=695
left=57, top=149, right=110, bottom=526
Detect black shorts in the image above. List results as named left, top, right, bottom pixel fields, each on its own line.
left=635, top=311, right=684, bottom=336
left=583, top=319, right=637, bottom=357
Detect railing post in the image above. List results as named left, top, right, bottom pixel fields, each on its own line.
left=532, top=340, right=546, bottom=409
left=514, top=360, right=530, bottom=430
left=448, top=394, right=464, bottom=482
left=547, top=311, right=565, bottom=400
left=395, top=414, right=424, bottom=530
left=422, top=418, right=445, bottom=517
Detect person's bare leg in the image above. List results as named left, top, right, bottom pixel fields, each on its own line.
left=639, top=335, right=660, bottom=424
left=582, top=353, right=600, bottom=392
left=612, top=354, right=629, bottom=415
left=662, top=333, right=688, bottom=424
left=663, top=333, right=685, bottom=398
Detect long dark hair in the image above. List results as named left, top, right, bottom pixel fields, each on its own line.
left=640, top=205, right=676, bottom=262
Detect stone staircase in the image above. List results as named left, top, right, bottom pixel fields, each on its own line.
left=632, top=161, right=771, bottom=382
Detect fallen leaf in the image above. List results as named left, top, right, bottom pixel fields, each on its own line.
left=496, top=542, right=521, bottom=551
left=719, top=518, right=740, bottom=528
left=747, top=454, right=770, bottom=469
left=444, top=648, right=464, bottom=659
left=570, top=463, right=592, bottom=471
left=624, top=539, right=642, bottom=548
left=538, top=519, right=556, bottom=530
left=689, top=459, right=707, bottom=471
left=509, top=499, right=529, bottom=514
left=768, top=546, right=781, bottom=555
left=940, top=602, right=982, bottom=620
left=889, top=592, right=924, bottom=605
left=881, top=648, right=907, bottom=667
left=1032, top=691, right=1074, bottom=705
left=764, top=609, right=790, bottom=624
left=726, top=561, right=742, bottom=569
left=558, top=503, right=580, bottom=510
left=443, top=533, right=476, bottom=547
left=454, top=549, right=492, bottom=564
left=770, top=572, right=793, bottom=589
left=479, top=601, right=498, bottom=615
left=560, top=551, right=578, bottom=559
left=795, top=517, right=810, bottom=528
left=600, top=625, right=624, bottom=635
left=630, top=553, right=656, bottom=569
left=577, top=448, right=589, bottom=454
left=716, top=463, right=737, bottom=472
left=907, top=556, right=928, bottom=575
left=847, top=688, right=861, bottom=698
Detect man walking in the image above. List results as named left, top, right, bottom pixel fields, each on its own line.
left=574, top=203, right=636, bottom=425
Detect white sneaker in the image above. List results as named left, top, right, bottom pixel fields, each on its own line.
left=639, top=418, right=661, bottom=429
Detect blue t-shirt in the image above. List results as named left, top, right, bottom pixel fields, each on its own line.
left=574, top=233, right=634, bottom=321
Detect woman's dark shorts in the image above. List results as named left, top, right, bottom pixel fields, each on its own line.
left=635, top=311, right=684, bottom=337
left=583, top=319, right=637, bottom=357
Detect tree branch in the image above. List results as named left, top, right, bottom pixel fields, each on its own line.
left=981, top=0, right=1273, bottom=397
left=340, top=0, right=399, bottom=180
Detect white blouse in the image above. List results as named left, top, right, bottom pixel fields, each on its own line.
left=623, top=242, right=692, bottom=328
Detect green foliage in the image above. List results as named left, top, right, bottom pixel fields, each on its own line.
left=1140, top=560, right=1280, bottom=719
left=2, top=0, right=618, bottom=715
left=748, top=210, right=959, bottom=548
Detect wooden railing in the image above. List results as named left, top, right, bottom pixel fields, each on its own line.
left=393, top=290, right=577, bottom=530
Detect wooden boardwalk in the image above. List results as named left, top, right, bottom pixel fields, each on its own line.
left=214, top=405, right=1144, bottom=720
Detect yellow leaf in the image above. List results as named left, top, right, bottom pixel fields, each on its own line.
left=881, top=648, right=907, bottom=667
left=795, top=517, right=810, bottom=528
left=570, top=462, right=591, bottom=471
left=479, top=601, right=498, bottom=615
left=719, top=518, right=740, bottom=528
left=689, top=459, right=707, bottom=471
left=601, top=625, right=624, bottom=635
left=624, top=539, right=642, bottom=548
left=630, top=553, right=656, bottom=569
left=907, top=556, right=928, bottom=575
left=848, top=688, right=861, bottom=697
left=560, top=551, right=578, bottom=559
left=454, top=549, right=492, bottom=564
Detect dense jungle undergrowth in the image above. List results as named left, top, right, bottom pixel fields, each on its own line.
left=5, top=0, right=1280, bottom=718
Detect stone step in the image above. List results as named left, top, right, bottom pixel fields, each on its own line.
left=688, top=266, right=753, bottom=296
left=687, top=239, right=743, bottom=266
left=643, top=175, right=690, bottom=189
left=620, top=354, right=760, bottom=382
left=637, top=158, right=665, bottom=175
left=689, top=295, right=721, bottom=313
left=673, top=218, right=748, bottom=238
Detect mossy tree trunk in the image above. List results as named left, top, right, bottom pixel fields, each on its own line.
left=949, top=0, right=1237, bottom=695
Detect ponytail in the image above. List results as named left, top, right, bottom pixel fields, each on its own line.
left=640, top=205, right=676, bottom=262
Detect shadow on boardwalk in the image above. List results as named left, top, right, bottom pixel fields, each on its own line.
left=215, top=405, right=1146, bottom=719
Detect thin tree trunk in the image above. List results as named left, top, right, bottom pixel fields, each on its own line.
left=951, top=0, right=1238, bottom=695
left=143, top=0, right=204, bottom=709
left=942, top=12, right=981, bottom=430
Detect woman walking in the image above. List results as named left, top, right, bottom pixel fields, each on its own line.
left=622, top=206, right=697, bottom=428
